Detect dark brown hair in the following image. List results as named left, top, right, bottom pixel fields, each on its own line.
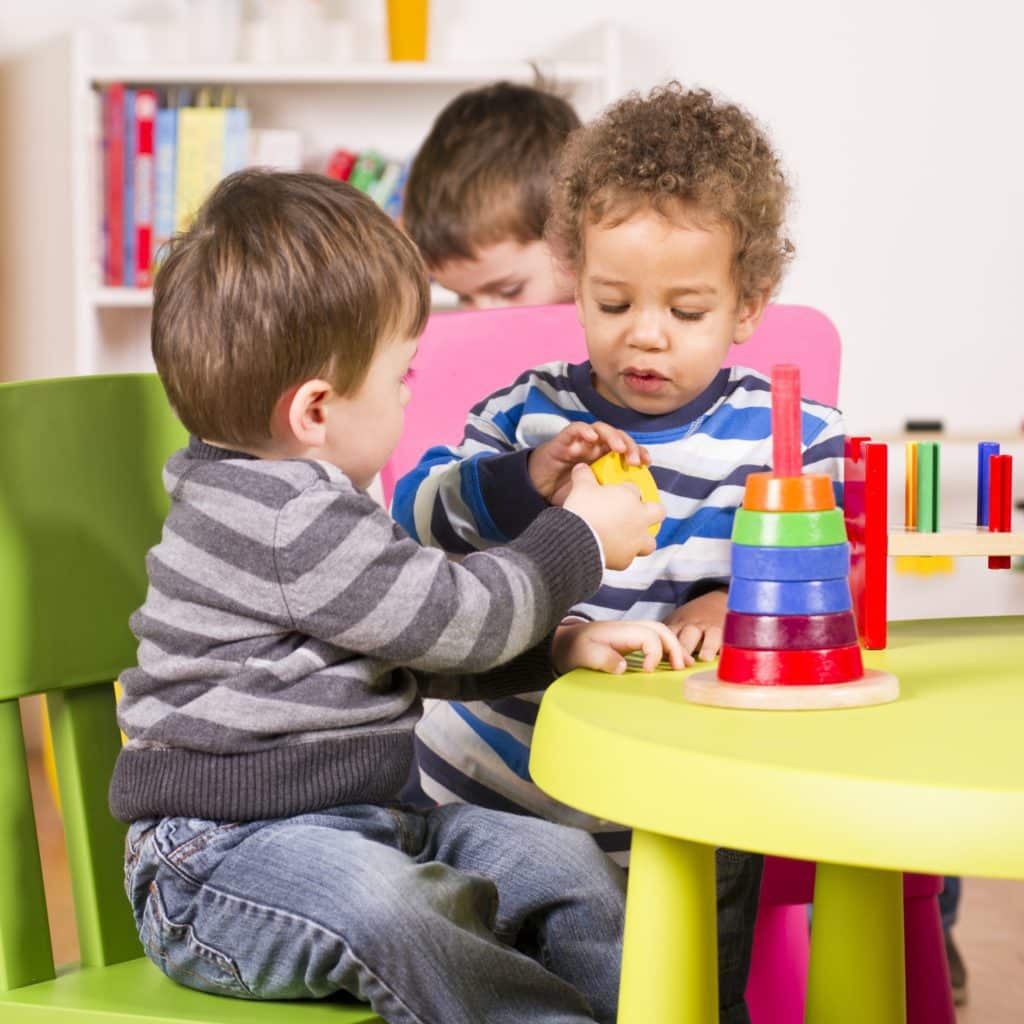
left=547, top=83, right=793, bottom=301
left=152, top=170, right=429, bottom=447
left=402, top=81, right=580, bottom=267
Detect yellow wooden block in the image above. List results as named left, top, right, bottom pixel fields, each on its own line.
left=895, top=555, right=954, bottom=576
left=590, top=451, right=661, bottom=537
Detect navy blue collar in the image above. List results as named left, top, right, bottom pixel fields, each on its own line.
left=568, top=362, right=731, bottom=434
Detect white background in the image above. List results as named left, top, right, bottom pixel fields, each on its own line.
left=3, top=0, right=1023, bottom=616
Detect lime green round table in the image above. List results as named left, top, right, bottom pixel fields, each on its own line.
left=530, top=616, right=1024, bottom=1024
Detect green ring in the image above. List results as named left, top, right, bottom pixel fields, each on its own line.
left=732, top=508, right=848, bottom=548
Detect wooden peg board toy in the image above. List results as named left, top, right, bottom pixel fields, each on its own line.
left=846, top=437, right=1023, bottom=649
left=685, top=364, right=899, bottom=710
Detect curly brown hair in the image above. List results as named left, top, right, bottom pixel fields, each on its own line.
left=547, top=83, right=793, bottom=302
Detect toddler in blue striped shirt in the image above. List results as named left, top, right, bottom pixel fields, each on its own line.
left=395, top=83, right=845, bottom=1024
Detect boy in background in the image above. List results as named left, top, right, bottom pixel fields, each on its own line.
left=402, top=80, right=578, bottom=309
left=395, top=84, right=846, bottom=1024
left=110, top=169, right=685, bottom=1024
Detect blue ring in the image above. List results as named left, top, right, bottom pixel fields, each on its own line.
left=727, top=578, right=853, bottom=615
left=731, top=543, right=850, bottom=582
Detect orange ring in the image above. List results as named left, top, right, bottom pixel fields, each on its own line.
left=742, top=472, right=836, bottom=512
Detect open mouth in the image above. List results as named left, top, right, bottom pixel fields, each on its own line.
left=622, top=368, right=669, bottom=394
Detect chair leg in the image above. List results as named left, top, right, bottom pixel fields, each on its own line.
left=807, top=862, right=906, bottom=1024
left=904, top=879, right=955, bottom=1024
left=619, top=830, right=718, bottom=1024
left=746, top=903, right=808, bottom=1024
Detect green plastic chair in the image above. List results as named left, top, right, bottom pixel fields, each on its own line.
left=0, top=375, right=381, bottom=1023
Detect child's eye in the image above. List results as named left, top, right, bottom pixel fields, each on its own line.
left=598, top=302, right=629, bottom=314
left=671, top=309, right=705, bottom=322
left=499, top=284, right=524, bottom=300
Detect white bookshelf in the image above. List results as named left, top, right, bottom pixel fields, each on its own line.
left=87, top=61, right=608, bottom=87
left=93, top=283, right=459, bottom=311
left=0, top=28, right=620, bottom=380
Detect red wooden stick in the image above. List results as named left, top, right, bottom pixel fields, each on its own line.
left=772, top=364, right=802, bottom=477
left=988, top=453, right=1012, bottom=569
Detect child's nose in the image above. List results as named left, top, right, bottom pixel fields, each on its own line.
left=628, top=311, right=668, bottom=349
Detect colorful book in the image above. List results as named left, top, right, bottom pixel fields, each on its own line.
left=326, top=149, right=357, bottom=181
left=348, top=150, right=386, bottom=193
left=368, top=160, right=402, bottom=208
left=102, top=83, right=125, bottom=286
left=153, top=94, right=179, bottom=267
left=122, top=88, right=136, bottom=286
left=383, top=160, right=410, bottom=220
left=223, top=105, right=251, bottom=177
left=174, top=105, right=226, bottom=232
left=133, top=89, right=157, bottom=288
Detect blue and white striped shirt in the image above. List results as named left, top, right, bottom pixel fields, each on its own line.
left=393, top=361, right=844, bottom=863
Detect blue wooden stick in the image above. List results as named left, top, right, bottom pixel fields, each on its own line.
left=977, top=441, right=1000, bottom=526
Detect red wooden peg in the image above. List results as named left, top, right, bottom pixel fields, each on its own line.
left=771, top=364, right=802, bottom=478
left=988, top=453, right=1012, bottom=569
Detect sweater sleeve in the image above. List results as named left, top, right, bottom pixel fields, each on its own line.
left=391, top=369, right=550, bottom=553
left=414, top=630, right=559, bottom=701
left=276, top=480, right=602, bottom=677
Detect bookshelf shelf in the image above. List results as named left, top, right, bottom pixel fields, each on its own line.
left=93, top=284, right=459, bottom=310
left=86, top=61, right=607, bottom=88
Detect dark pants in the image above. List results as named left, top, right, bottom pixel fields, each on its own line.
left=715, top=849, right=764, bottom=1024
left=939, top=876, right=961, bottom=931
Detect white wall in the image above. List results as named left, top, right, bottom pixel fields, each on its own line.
left=431, top=0, right=1024, bottom=441
left=4, top=0, right=1023, bottom=434
left=2, top=0, right=1022, bottom=616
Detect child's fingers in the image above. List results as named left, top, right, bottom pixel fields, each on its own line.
left=583, top=638, right=628, bottom=675
left=695, top=625, right=724, bottom=662
left=589, top=421, right=630, bottom=455
left=562, top=422, right=600, bottom=446
left=650, top=621, right=691, bottom=670
left=674, top=622, right=705, bottom=657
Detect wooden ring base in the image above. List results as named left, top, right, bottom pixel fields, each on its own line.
left=684, top=668, right=899, bottom=710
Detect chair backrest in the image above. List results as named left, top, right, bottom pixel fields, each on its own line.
left=380, top=302, right=842, bottom=503
left=0, top=374, right=187, bottom=991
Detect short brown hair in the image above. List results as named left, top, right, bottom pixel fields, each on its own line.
left=152, top=170, right=429, bottom=447
left=547, top=83, right=793, bottom=302
left=403, top=81, right=580, bottom=267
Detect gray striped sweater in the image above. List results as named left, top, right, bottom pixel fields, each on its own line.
left=108, top=438, right=602, bottom=823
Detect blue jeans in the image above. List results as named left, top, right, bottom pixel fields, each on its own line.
left=124, top=803, right=625, bottom=1024
left=401, top=768, right=761, bottom=1023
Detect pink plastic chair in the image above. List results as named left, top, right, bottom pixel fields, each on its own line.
left=382, top=303, right=953, bottom=1024
left=381, top=302, right=842, bottom=502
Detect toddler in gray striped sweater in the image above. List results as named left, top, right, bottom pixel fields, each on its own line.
left=110, top=169, right=684, bottom=1024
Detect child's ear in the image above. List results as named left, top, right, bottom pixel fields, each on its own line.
left=283, top=378, right=334, bottom=448
left=732, top=290, right=770, bottom=345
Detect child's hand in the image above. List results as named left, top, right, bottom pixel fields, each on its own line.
left=664, top=589, right=729, bottom=662
left=529, top=422, right=650, bottom=504
left=552, top=618, right=691, bottom=675
left=562, top=463, right=663, bottom=569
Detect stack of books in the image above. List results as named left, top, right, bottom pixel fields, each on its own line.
left=99, top=84, right=255, bottom=288
left=98, top=82, right=410, bottom=289
left=326, top=149, right=409, bottom=220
